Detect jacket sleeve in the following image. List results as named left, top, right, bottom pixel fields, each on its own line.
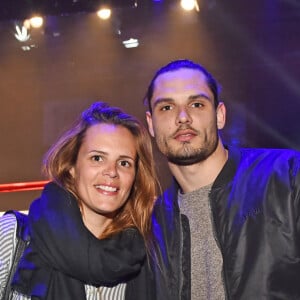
left=294, top=155, right=300, bottom=235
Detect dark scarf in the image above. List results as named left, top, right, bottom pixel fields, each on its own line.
left=11, top=182, right=146, bottom=299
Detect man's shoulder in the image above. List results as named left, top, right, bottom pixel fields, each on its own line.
left=156, top=181, right=178, bottom=204
left=236, top=147, right=300, bottom=163
left=234, top=147, right=300, bottom=179
left=153, top=181, right=180, bottom=220
left=240, top=147, right=300, bottom=155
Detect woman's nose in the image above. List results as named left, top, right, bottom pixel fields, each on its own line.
left=102, top=163, right=118, bottom=178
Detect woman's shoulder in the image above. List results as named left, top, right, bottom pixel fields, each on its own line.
left=0, top=212, right=18, bottom=297
left=0, top=212, right=18, bottom=242
left=0, top=212, right=18, bottom=259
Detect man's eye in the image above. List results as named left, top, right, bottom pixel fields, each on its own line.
left=161, top=105, right=172, bottom=111
left=191, top=102, right=203, bottom=108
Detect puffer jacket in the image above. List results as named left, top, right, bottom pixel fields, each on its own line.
left=152, top=146, right=300, bottom=300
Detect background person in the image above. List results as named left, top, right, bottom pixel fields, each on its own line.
left=0, top=101, right=159, bottom=300
left=144, top=59, right=300, bottom=300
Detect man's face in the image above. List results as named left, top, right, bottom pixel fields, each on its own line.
left=146, top=68, right=225, bottom=166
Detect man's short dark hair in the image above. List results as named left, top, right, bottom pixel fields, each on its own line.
left=144, top=59, right=221, bottom=112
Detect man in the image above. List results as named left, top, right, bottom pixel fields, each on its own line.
left=144, top=59, right=300, bottom=300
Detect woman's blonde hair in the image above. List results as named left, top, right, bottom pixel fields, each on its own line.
left=43, top=101, right=159, bottom=249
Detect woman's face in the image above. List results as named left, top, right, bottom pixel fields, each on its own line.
left=70, top=123, right=137, bottom=230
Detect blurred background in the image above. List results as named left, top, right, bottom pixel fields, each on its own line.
left=0, top=0, right=299, bottom=211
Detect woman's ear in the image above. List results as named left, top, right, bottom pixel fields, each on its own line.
left=69, top=167, right=75, bottom=178
left=216, top=102, right=226, bottom=130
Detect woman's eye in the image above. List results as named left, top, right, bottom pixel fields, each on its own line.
left=119, top=160, right=131, bottom=167
left=92, top=155, right=102, bottom=162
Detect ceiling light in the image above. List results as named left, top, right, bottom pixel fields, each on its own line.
left=180, top=0, right=199, bottom=11
left=97, top=8, right=112, bottom=20
left=14, top=25, right=30, bottom=42
left=30, top=16, right=44, bottom=28
left=122, top=38, right=139, bottom=48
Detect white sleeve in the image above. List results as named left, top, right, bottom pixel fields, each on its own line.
left=0, top=213, right=18, bottom=298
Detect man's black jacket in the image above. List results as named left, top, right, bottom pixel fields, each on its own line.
left=152, top=146, right=300, bottom=300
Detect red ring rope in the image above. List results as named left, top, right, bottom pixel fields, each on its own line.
left=0, top=180, right=50, bottom=193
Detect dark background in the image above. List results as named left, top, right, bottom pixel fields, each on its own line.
left=0, top=0, right=299, bottom=211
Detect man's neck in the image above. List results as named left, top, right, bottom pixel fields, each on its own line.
left=168, top=142, right=228, bottom=194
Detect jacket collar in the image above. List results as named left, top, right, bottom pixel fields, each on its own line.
left=212, top=145, right=241, bottom=189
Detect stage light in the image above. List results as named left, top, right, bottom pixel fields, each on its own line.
left=23, top=19, right=31, bottom=29
left=30, top=16, right=44, bottom=28
left=122, top=38, right=139, bottom=48
left=14, top=25, right=30, bottom=42
left=97, top=7, right=112, bottom=20
left=180, top=0, right=199, bottom=11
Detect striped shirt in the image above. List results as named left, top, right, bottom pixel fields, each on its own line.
left=0, top=213, right=126, bottom=300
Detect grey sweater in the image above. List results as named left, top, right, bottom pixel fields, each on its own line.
left=178, top=184, right=225, bottom=300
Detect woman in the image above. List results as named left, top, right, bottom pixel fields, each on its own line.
left=0, top=101, right=159, bottom=299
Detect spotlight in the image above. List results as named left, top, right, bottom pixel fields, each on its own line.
left=14, top=25, right=30, bottom=42
left=29, top=16, right=44, bottom=28
left=97, top=7, right=112, bottom=20
left=122, top=38, right=139, bottom=48
left=180, top=0, right=199, bottom=11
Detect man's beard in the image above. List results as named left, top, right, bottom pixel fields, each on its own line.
left=161, top=132, right=219, bottom=166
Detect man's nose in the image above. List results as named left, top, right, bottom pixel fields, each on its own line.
left=176, top=107, right=192, bottom=125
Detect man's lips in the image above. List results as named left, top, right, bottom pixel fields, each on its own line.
left=173, top=129, right=197, bottom=142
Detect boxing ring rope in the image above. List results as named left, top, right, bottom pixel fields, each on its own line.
left=0, top=180, right=49, bottom=193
